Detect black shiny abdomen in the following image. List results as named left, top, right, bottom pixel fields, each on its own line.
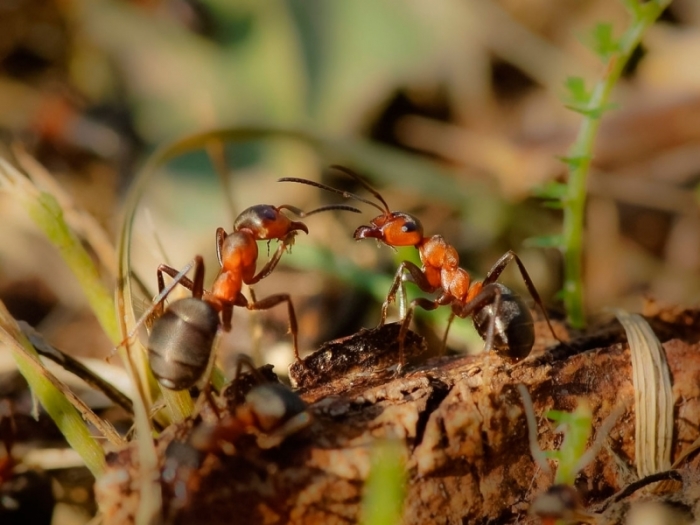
left=472, top=283, right=534, bottom=360
left=148, top=297, right=220, bottom=390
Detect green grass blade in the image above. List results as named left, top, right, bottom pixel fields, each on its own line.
left=0, top=158, right=119, bottom=342
left=0, top=156, right=162, bottom=525
left=0, top=302, right=106, bottom=477
left=361, top=440, right=406, bottom=525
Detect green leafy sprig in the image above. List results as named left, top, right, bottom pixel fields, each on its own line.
left=531, top=0, right=671, bottom=328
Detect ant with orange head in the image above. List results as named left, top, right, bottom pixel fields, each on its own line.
left=141, top=202, right=360, bottom=390
left=280, top=166, right=560, bottom=372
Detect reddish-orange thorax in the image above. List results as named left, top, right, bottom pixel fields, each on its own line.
left=211, top=231, right=259, bottom=302
left=418, top=235, right=473, bottom=302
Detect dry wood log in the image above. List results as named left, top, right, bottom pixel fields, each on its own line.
left=95, top=309, right=700, bottom=525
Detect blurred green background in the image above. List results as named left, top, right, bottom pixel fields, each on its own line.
left=1, top=0, right=700, bottom=522
left=0, top=0, right=700, bottom=366
left=3, top=0, right=700, bottom=364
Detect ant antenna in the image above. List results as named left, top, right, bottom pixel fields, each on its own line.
left=327, top=165, right=391, bottom=215
left=278, top=165, right=391, bottom=216
left=277, top=204, right=362, bottom=217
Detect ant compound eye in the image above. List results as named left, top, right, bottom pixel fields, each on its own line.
left=234, top=205, right=280, bottom=232
left=401, top=221, right=418, bottom=233
left=257, top=205, right=278, bottom=221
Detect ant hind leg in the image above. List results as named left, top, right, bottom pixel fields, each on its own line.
left=482, top=250, right=560, bottom=345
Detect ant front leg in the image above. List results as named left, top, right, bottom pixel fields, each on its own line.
left=381, top=261, right=437, bottom=326
left=483, top=250, right=559, bottom=344
left=248, top=232, right=297, bottom=285
left=241, top=293, right=301, bottom=363
left=396, top=292, right=453, bottom=373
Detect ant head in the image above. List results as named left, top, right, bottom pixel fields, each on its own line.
left=278, top=165, right=423, bottom=247
left=529, top=484, right=581, bottom=524
left=245, top=383, right=307, bottom=433
left=234, top=204, right=308, bottom=241
left=354, top=211, right=424, bottom=247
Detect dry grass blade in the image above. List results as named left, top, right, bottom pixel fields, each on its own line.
left=614, top=309, right=673, bottom=477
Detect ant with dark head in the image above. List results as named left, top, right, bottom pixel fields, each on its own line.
left=135, top=201, right=360, bottom=391
left=161, top=354, right=309, bottom=520
left=188, top=353, right=311, bottom=452
left=280, top=166, right=560, bottom=372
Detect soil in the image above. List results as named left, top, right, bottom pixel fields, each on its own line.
left=94, top=307, right=700, bottom=525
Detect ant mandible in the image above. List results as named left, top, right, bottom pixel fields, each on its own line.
left=142, top=202, right=360, bottom=390
left=280, top=166, right=559, bottom=372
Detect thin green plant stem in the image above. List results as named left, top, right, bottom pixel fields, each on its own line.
left=0, top=302, right=106, bottom=476
left=562, top=0, right=670, bottom=328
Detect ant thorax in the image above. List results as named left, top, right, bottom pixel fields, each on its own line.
left=219, top=231, right=259, bottom=272
left=212, top=232, right=259, bottom=300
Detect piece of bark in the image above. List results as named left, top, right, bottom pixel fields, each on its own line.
left=95, top=311, right=700, bottom=525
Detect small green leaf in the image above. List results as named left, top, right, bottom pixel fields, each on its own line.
left=564, top=76, right=590, bottom=106
left=639, top=1, right=663, bottom=21
left=532, top=181, right=568, bottom=200
left=524, top=235, right=564, bottom=248
left=590, top=23, right=618, bottom=61
left=621, top=0, right=642, bottom=17
left=557, top=155, right=591, bottom=169
left=564, top=103, right=615, bottom=119
left=542, top=200, right=565, bottom=210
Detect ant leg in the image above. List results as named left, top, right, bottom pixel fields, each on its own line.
left=124, top=257, right=202, bottom=345
left=193, top=382, right=221, bottom=420
left=232, top=354, right=267, bottom=385
left=247, top=232, right=297, bottom=285
left=397, top=293, right=452, bottom=373
left=440, top=312, right=456, bottom=356
left=245, top=293, right=301, bottom=362
left=483, top=250, right=559, bottom=343
left=156, top=257, right=205, bottom=299
left=453, top=284, right=503, bottom=353
left=380, top=261, right=436, bottom=326
left=219, top=301, right=234, bottom=332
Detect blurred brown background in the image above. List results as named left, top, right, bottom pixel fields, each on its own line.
left=1, top=1, right=700, bottom=523
left=1, top=0, right=699, bottom=396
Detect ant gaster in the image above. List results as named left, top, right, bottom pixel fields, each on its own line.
left=280, top=166, right=559, bottom=372
left=144, top=202, right=360, bottom=390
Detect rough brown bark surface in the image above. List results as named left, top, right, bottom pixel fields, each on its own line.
left=96, top=310, right=700, bottom=524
